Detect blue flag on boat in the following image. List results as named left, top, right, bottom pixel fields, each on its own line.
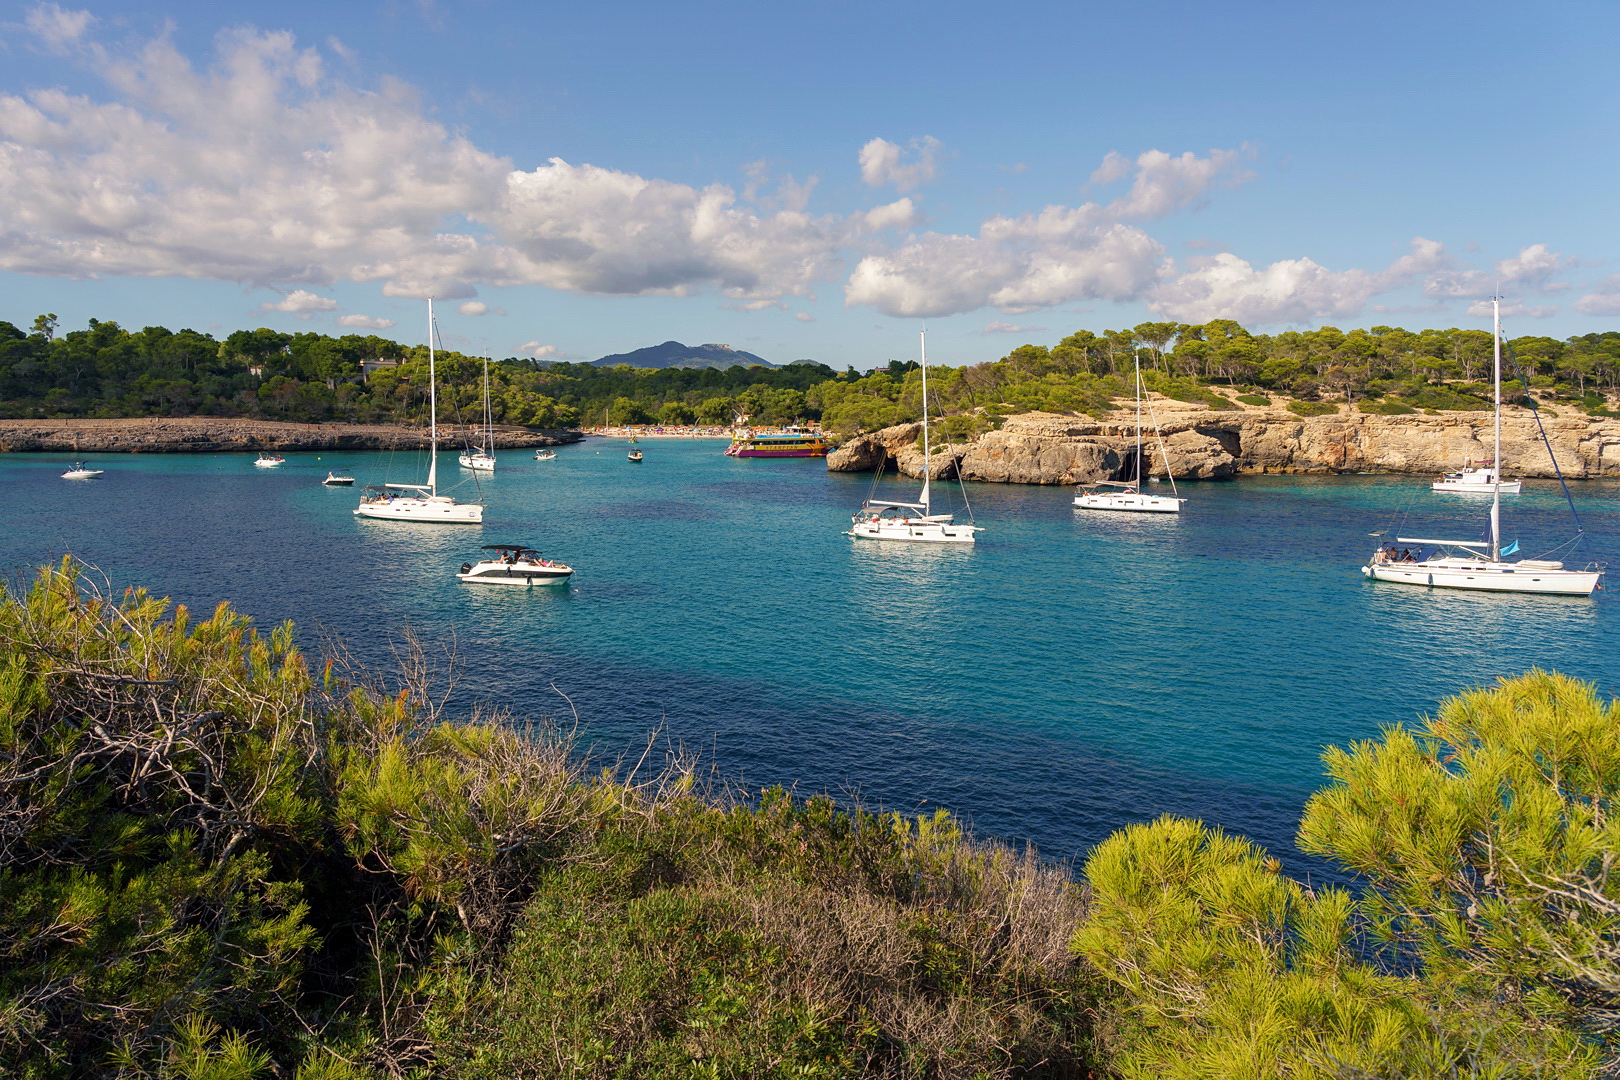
left=1501, top=540, right=1519, bottom=557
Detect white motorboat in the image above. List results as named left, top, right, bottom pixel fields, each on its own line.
left=851, top=331, right=980, bottom=544
left=457, top=544, right=573, bottom=585
left=534, top=448, right=556, bottom=461
left=356, top=299, right=484, bottom=525
left=322, top=470, right=355, bottom=486
left=254, top=453, right=286, bottom=468
left=1362, top=299, right=1601, bottom=597
left=1433, top=461, right=1521, bottom=495
left=628, top=449, right=643, bottom=462
left=1074, top=352, right=1184, bottom=513
left=62, top=461, right=104, bottom=479
left=459, top=352, right=497, bottom=472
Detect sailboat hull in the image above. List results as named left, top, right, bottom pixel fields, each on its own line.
left=355, top=497, right=483, bottom=523
left=1073, top=492, right=1183, bottom=513
left=459, top=452, right=496, bottom=471
left=850, top=519, right=977, bottom=543
left=1362, top=557, right=1599, bottom=596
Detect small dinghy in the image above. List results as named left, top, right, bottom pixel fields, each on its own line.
left=62, top=461, right=104, bottom=479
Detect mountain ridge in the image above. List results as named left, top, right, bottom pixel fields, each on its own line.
left=591, top=340, right=775, bottom=369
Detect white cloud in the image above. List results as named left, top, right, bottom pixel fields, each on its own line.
left=0, top=21, right=862, bottom=304
left=1426, top=243, right=1574, bottom=300
left=1148, top=237, right=1449, bottom=325
left=260, top=289, right=338, bottom=314
left=25, top=3, right=94, bottom=53
left=1574, top=274, right=1620, bottom=316
left=1495, top=243, right=1573, bottom=292
left=861, top=198, right=920, bottom=232
left=859, top=136, right=942, bottom=192
left=795, top=311, right=814, bottom=322
left=456, top=300, right=505, bottom=316
left=1465, top=299, right=1555, bottom=319
left=982, top=321, right=1045, bottom=334
left=520, top=341, right=559, bottom=358
left=844, top=147, right=1254, bottom=318
left=1104, top=148, right=1256, bottom=219
left=336, top=313, right=395, bottom=329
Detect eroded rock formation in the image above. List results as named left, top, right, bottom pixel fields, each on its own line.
left=827, top=401, right=1620, bottom=484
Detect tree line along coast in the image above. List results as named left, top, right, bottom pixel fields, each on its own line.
left=2, top=558, right=1616, bottom=1078
left=4, top=314, right=1619, bottom=441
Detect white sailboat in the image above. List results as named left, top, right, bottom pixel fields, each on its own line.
left=1073, top=351, right=1184, bottom=513
left=355, top=299, right=484, bottom=525
left=460, top=352, right=497, bottom=472
left=1363, top=299, right=1600, bottom=596
left=850, top=331, right=979, bottom=544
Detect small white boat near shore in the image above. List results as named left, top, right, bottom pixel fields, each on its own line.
left=534, top=448, right=556, bottom=461
left=254, top=453, right=286, bottom=468
left=1433, top=461, right=1521, bottom=495
left=62, top=461, right=104, bottom=479
left=322, top=470, right=355, bottom=486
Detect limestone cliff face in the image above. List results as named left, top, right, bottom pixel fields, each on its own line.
left=827, top=401, right=1620, bottom=484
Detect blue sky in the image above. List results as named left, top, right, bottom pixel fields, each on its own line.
left=2, top=0, right=1616, bottom=369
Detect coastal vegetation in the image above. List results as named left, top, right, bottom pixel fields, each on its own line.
left=3, top=560, right=1619, bottom=1077
left=4, top=315, right=1619, bottom=438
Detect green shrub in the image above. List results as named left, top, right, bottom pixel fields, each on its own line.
left=1287, top=400, right=1338, bottom=417
left=1235, top=393, right=1271, bottom=406
left=1357, top=397, right=1418, bottom=415
left=428, top=793, right=1097, bottom=1079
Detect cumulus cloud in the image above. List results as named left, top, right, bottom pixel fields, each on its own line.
left=0, top=20, right=871, bottom=304
left=457, top=300, right=506, bottom=316
left=844, top=146, right=1255, bottom=318
left=1093, top=147, right=1256, bottom=219
left=1465, top=298, right=1556, bottom=319
left=24, top=3, right=95, bottom=53
left=795, top=311, right=814, bottom=322
left=520, top=341, right=559, bottom=358
left=336, top=313, right=395, bottom=329
left=260, top=289, right=338, bottom=314
left=1495, top=243, right=1573, bottom=292
left=859, top=136, right=942, bottom=192
left=1574, top=274, right=1620, bottom=316
left=1425, top=243, right=1574, bottom=301
left=982, top=321, right=1045, bottom=334
left=1148, top=237, right=1450, bottom=324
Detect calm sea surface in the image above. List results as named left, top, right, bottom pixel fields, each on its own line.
left=5, top=439, right=1617, bottom=876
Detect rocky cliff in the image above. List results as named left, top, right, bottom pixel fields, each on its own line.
left=826, top=400, right=1620, bottom=484
left=0, top=418, right=580, bottom=453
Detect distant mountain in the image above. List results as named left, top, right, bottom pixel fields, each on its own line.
left=592, top=341, right=775, bottom=370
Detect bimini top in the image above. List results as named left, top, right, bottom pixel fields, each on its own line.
left=481, top=544, right=541, bottom=554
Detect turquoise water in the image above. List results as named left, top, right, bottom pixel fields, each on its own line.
left=5, top=440, right=1617, bottom=874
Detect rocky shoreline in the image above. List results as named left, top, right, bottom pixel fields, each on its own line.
left=0, top=417, right=582, bottom=454
left=827, top=400, right=1620, bottom=484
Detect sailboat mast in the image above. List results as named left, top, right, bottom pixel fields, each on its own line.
left=919, top=329, right=931, bottom=514
left=427, top=298, right=438, bottom=497
left=1490, top=297, right=1501, bottom=561
left=483, top=351, right=492, bottom=452
left=1134, top=351, right=1144, bottom=487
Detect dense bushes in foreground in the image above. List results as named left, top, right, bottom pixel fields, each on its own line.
left=2, top=561, right=1617, bottom=1077
left=0, top=561, right=1094, bottom=1078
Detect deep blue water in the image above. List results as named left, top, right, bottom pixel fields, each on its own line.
left=5, top=440, right=1617, bottom=877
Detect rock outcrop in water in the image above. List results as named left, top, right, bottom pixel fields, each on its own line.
left=825, top=401, right=1620, bottom=483
left=0, top=418, right=580, bottom=453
